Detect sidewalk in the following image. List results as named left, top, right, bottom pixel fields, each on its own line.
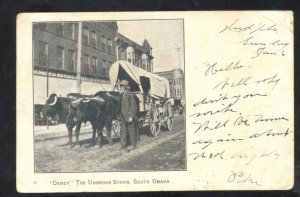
left=34, top=114, right=184, bottom=141
left=34, top=123, right=93, bottom=142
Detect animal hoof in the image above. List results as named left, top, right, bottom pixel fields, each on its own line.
left=74, top=144, right=80, bottom=148
left=107, top=145, right=113, bottom=150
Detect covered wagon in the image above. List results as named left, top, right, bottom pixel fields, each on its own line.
left=109, top=60, right=173, bottom=136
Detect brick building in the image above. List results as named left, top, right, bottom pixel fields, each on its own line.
left=33, top=22, right=153, bottom=104
left=115, top=33, right=154, bottom=72
left=155, top=68, right=185, bottom=105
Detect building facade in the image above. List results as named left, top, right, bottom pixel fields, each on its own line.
left=33, top=22, right=117, bottom=79
left=155, top=69, right=185, bottom=105
left=33, top=22, right=153, bottom=104
left=116, top=33, right=154, bottom=73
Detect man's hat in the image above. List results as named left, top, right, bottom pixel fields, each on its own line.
left=120, top=80, right=129, bottom=87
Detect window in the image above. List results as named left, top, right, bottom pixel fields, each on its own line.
left=65, top=23, right=74, bottom=39
left=101, top=36, right=106, bottom=51
left=90, top=56, right=98, bottom=76
left=127, top=52, right=131, bottom=63
left=142, top=59, right=145, bottom=70
left=102, top=60, right=107, bottom=77
left=132, top=52, right=135, bottom=65
left=83, top=27, right=89, bottom=45
left=56, top=23, right=63, bottom=36
left=83, top=54, right=90, bottom=74
left=67, top=50, right=75, bottom=71
left=150, top=62, right=153, bottom=72
left=107, top=39, right=112, bottom=54
left=56, top=46, right=64, bottom=69
left=91, top=31, right=97, bottom=48
left=121, top=51, right=125, bottom=60
left=38, top=41, right=48, bottom=67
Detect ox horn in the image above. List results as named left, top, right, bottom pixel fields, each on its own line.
left=82, top=99, right=90, bottom=103
left=72, top=98, right=82, bottom=104
left=49, top=95, right=58, bottom=106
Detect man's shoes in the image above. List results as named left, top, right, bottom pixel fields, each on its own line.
left=127, top=145, right=136, bottom=152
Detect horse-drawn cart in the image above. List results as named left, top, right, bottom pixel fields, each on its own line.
left=109, top=60, right=173, bottom=137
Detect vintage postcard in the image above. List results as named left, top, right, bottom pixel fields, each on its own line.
left=17, top=11, right=294, bottom=192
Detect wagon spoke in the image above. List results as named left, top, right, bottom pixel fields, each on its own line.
left=148, top=107, right=161, bottom=137
left=112, top=120, right=121, bottom=137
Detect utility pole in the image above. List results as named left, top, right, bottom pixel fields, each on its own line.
left=46, top=57, right=49, bottom=130
left=176, top=47, right=181, bottom=68
left=46, top=57, right=49, bottom=97
left=76, top=22, right=82, bottom=94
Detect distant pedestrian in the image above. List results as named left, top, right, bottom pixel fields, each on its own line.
left=179, top=104, right=183, bottom=115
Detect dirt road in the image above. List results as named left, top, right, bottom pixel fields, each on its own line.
left=34, top=115, right=186, bottom=172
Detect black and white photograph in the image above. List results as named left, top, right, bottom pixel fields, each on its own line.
left=32, top=19, right=186, bottom=173
left=17, top=11, right=294, bottom=192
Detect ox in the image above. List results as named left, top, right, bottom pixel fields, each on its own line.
left=41, top=93, right=98, bottom=147
left=75, top=91, right=141, bottom=148
left=75, top=91, right=120, bottom=148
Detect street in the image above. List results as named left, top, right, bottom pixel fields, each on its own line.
left=34, top=115, right=186, bottom=172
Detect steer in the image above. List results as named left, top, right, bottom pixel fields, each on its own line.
left=41, top=93, right=97, bottom=147
left=75, top=91, right=120, bottom=148
left=41, top=94, right=74, bottom=124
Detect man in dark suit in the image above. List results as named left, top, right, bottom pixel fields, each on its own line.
left=116, top=80, right=138, bottom=151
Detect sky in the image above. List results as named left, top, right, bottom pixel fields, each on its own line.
left=117, top=20, right=184, bottom=72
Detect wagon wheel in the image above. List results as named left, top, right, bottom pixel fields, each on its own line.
left=148, top=107, right=161, bottom=136
left=165, top=102, right=174, bottom=131
left=138, top=119, right=144, bottom=129
left=112, top=120, right=121, bottom=137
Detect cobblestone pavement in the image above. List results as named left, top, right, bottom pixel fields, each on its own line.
left=35, top=115, right=185, bottom=172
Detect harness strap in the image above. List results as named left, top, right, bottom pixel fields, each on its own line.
left=96, top=106, right=100, bottom=119
left=67, top=104, right=71, bottom=118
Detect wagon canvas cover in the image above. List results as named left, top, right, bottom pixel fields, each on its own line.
left=109, top=60, right=170, bottom=98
